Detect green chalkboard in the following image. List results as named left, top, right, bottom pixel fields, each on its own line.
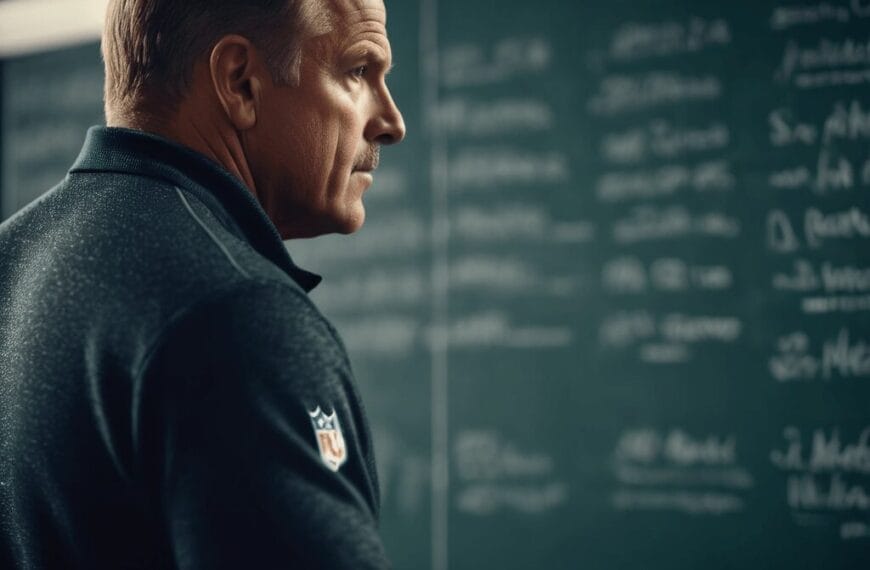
left=3, top=2, right=870, bottom=568
left=1, top=42, right=104, bottom=219
left=290, top=1, right=870, bottom=569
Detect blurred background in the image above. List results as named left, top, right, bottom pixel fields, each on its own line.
left=2, top=1, right=870, bottom=568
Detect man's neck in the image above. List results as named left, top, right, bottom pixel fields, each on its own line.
left=108, top=105, right=259, bottom=199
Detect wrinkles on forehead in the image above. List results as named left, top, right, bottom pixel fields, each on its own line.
left=304, top=0, right=390, bottom=64
left=321, top=0, right=387, bottom=32
left=326, top=0, right=387, bottom=19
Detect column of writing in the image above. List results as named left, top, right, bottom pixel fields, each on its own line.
left=765, top=1, right=870, bottom=541
left=436, top=36, right=587, bottom=518
left=585, top=16, right=754, bottom=516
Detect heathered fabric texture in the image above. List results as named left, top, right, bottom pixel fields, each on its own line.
left=0, top=127, right=388, bottom=569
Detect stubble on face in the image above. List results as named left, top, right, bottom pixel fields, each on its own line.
left=250, top=0, right=394, bottom=238
left=331, top=0, right=390, bottom=196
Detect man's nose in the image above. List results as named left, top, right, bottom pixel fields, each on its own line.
left=367, top=86, right=406, bottom=145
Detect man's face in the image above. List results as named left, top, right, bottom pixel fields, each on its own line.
left=247, top=0, right=405, bottom=239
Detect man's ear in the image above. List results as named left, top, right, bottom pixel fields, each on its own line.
left=209, top=35, right=263, bottom=131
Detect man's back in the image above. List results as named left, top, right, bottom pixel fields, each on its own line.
left=0, top=127, right=387, bottom=568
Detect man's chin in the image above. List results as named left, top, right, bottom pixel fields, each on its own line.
left=275, top=201, right=365, bottom=239
left=336, top=206, right=366, bottom=235
left=315, top=204, right=367, bottom=236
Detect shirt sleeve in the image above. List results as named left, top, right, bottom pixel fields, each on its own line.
left=133, top=281, right=389, bottom=570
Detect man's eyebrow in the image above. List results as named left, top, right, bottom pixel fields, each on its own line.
left=345, top=44, right=393, bottom=70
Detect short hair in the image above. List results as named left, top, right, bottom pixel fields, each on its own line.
left=102, top=0, right=323, bottom=121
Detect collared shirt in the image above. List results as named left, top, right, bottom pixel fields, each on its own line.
left=0, top=127, right=388, bottom=569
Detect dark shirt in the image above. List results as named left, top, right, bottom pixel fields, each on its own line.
left=0, top=127, right=388, bottom=569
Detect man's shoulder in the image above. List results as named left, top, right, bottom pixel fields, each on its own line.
left=65, top=168, right=298, bottom=295
left=137, top=278, right=354, bottom=427
left=0, top=169, right=317, bottom=359
left=150, top=278, right=340, bottom=359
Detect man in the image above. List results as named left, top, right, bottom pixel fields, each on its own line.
left=0, top=0, right=404, bottom=567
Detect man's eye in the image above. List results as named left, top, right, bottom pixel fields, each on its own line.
left=351, top=65, right=368, bottom=78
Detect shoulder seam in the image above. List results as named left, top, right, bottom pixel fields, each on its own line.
left=174, top=186, right=251, bottom=279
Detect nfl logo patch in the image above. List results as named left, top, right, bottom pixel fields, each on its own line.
left=308, top=406, right=348, bottom=472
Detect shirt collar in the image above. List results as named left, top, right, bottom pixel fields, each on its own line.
left=69, top=126, right=321, bottom=292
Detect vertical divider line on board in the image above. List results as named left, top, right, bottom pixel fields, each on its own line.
left=420, top=0, right=449, bottom=568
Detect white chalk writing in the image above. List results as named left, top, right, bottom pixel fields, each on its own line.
left=433, top=98, right=553, bottom=136
left=441, top=38, right=551, bottom=88
left=613, top=206, right=740, bottom=243
left=597, top=161, right=734, bottom=203
left=607, top=18, right=731, bottom=62
left=588, top=73, right=721, bottom=116
left=449, top=148, right=569, bottom=189
left=769, top=329, right=870, bottom=381
left=602, top=120, right=730, bottom=164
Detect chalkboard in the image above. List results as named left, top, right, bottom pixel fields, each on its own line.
left=0, top=42, right=104, bottom=219
left=3, top=2, right=870, bottom=568
left=289, top=1, right=870, bottom=569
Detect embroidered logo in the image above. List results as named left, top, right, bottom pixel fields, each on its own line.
left=308, top=406, right=347, bottom=472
